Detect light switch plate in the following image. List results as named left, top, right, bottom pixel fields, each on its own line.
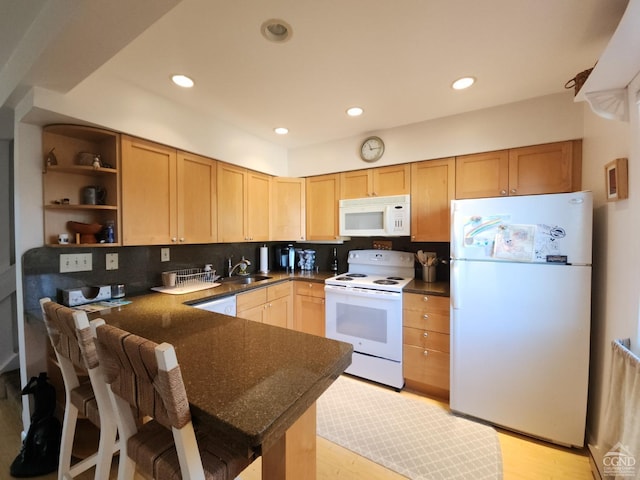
left=161, top=248, right=170, bottom=262
left=60, top=253, right=93, bottom=273
left=106, top=253, right=118, bottom=270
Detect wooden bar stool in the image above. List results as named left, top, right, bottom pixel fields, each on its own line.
left=40, top=298, right=120, bottom=480
left=94, top=322, right=253, bottom=480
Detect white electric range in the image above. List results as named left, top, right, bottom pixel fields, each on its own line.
left=324, top=249, right=414, bottom=389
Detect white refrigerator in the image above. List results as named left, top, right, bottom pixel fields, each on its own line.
left=450, top=191, right=592, bottom=447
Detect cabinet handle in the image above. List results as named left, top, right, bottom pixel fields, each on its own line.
left=171, top=237, right=177, bottom=243
left=500, top=190, right=507, bottom=196
left=179, top=237, right=185, bottom=242
left=423, top=350, right=429, bottom=356
left=510, top=188, right=517, bottom=194
left=423, top=314, right=429, bottom=320
left=423, top=332, right=428, bottom=337
left=422, top=296, right=428, bottom=302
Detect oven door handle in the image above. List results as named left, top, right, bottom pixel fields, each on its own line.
left=324, top=284, right=403, bottom=299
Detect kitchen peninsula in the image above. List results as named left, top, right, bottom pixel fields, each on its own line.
left=88, top=288, right=353, bottom=480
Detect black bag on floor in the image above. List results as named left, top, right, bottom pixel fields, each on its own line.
left=10, top=372, right=61, bottom=478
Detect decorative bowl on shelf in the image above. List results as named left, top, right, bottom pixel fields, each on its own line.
left=67, top=221, right=102, bottom=244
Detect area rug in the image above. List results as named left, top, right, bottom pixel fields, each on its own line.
left=317, top=375, right=503, bottom=479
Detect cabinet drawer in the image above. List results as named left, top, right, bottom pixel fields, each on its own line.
left=267, top=282, right=291, bottom=301
left=403, top=344, right=450, bottom=390
left=403, top=293, right=449, bottom=314
left=236, top=288, right=267, bottom=311
left=403, top=310, right=449, bottom=334
left=403, top=327, right=449, bottom=352
left=293, top=281, right=325, bottom=298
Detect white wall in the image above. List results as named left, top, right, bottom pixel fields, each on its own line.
left=288, top=92, right=584, bottom=177
left=20, top=76, right=290, bottom=176
left=582, top=74, right=638, bottom=461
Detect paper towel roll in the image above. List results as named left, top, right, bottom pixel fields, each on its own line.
left=259, top=245, right=269, bottom=273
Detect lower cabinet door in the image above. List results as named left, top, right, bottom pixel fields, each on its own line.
left=403, top=344, right=450, bottom=391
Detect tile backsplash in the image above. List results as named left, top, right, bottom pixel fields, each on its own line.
left=22, top=238, right=449, bottom=311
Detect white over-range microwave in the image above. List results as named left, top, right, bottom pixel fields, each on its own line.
left=339, top=194, right=410, bottom=237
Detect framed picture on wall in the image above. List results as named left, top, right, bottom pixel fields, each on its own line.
left=605, top=158, right=628, bottom=202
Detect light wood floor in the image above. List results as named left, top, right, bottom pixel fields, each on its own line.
left=1, top=386, right=594, bottom=480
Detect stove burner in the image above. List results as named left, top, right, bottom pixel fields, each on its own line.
left=373, top=279, right=399, bottom=285
left=346, top=273, right=367, bottom=278
left=386, top=276, right=405, bottom=281
left=335, top=276, right=354, bottom=281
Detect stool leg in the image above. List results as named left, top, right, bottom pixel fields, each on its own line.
left=94, top=418, right=118, bottom=480
left=58, top=403, right=79, bottom=480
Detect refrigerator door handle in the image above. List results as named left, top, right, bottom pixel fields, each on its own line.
left=450, top=259, right=461, bottom=310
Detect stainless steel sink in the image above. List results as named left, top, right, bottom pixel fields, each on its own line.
left=219, top=274, right=272, bottom=285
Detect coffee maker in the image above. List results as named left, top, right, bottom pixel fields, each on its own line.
left=274, top=244, right=296, bottom=271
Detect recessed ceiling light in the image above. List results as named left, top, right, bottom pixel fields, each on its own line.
left=346, top=107, right=364, bottom=117
left=452, top=77, right=475, bottom=90
left=261, top=19, right=292, bottom=43
left=171, top=74, right=194, bottom=88
left=274, top=127, right=289, bottom=135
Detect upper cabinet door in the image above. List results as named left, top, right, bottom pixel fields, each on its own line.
left=306, top=173, right=340, bottom=241
left=411, top=158, right=455, bottom=242
left=508, top=140, right=581, bottom=196
left=246, top=170, right=271, bottom=241
left=217, top=162, right=246, bottom=242
left=271, top=177, right=306, bottom=241
left=340, top=170, right=372, bottom=199
left=455, top=150, right=509, bottom=199
left=121, top=136, right=177, bottom=245
left=177, top=151, right=217, bottom=244
left=340, top=164, right=411, bottom=199
left=217, top=163, right=271, bottom=242
left=372, top=164, right=411, bottom=197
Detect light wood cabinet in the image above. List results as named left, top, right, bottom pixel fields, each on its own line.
left=271, top=177, right=306, bottom=241
left=403, top=293, right=450, bottom=398
left=305, top=173, right=341, bottom=241
left=177, top=151, right=217, bottom=244
left=340, top=164, right=410, bottom=199
left=121, top=137, right=217, bottom=245
left=236, top=282, right=292, bottom=328
left=410, top=157, right=455, bottom=242
left=217, top=162, right=270, bottom=242
left=293, top=282, right=325, bottom=337
left=455, top=140, right=582, bottom=199
left=42, top=125, right=121, bottom=246
left=121, top=136, right=177, bottom=245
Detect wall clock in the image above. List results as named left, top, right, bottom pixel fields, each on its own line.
left=360, top=136, right=385, bottom=162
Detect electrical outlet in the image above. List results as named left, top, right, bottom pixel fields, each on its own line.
left=161, top=248, right=170, bottom=262
left=106, top=253, right=118, bottom=270
left=60, top=253, right=93, bottom=273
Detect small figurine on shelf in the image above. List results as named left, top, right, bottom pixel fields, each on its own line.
left=43, top=148, right=57, bottom=172
left=92, top=154, right=101, bottom=169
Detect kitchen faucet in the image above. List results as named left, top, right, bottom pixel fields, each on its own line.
left=228, top=256, right=251, bottom=277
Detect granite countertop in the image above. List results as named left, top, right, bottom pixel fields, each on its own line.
left=91, top=281, right=352, bottom=455
left=32, top=271, right=446, bottom=455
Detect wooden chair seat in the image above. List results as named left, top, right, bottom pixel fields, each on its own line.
left=128, top=420, right=250, bottom=480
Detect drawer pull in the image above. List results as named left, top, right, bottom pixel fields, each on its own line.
left=423, top=296, right=429, bottom=302
left=423, top=350, right=428, bottom=356
left=423, top=332, right=428, bottom=337
left=423, top=314, right=429, bottom=320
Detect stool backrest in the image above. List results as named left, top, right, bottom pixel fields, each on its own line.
left=41, top=299, right=97, bottom=371
left=95, top=323, right=191, bottom=430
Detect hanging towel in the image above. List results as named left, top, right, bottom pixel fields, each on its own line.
left=601, top=338, right=640, bottom=479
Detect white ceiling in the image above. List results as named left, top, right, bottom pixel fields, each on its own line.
left=0, top=0, right=630, bottom=149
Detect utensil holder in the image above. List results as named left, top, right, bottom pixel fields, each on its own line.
left=422, top=265, right=436, bottom=282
